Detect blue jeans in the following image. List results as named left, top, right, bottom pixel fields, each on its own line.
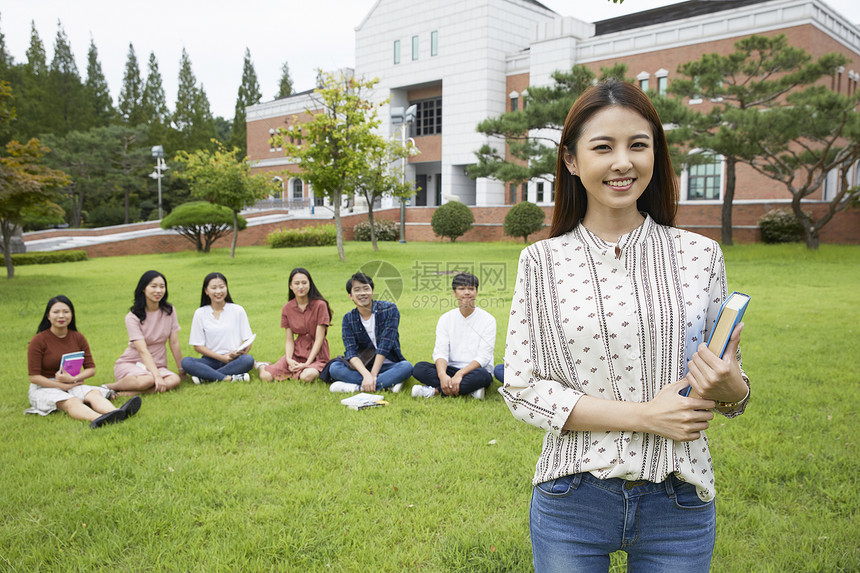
left=181, top=355, right=255, bottom=381
left=328, top=360, right=413, bottom=389
left=412, top=361, right=492, bottom=396
left=493, top=363, right=504, bottom=383
left=530, top=472, right=715, bottom=573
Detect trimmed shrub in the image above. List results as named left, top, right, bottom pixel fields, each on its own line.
left=268, top=224, right=337, bottom=248
left=160, top=201, right=245, bottom=252
left=1, top=250, right=87, bottom=266
left=354, top=219, right=399, bottom=242
left=431, top=201, right=474, bottom=242
left=759, top=209, right=804, bottom=243
left=504, top=201, right=546, bottom=243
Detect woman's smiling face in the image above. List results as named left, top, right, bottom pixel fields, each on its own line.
left=563, top=105, right=654, bottom=219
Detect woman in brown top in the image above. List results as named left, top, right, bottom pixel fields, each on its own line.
left=26, top=295, right=141, bottom=429
left=258, top=268, right=332, bottom=382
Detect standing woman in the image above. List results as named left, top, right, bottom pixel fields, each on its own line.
left=258, top=267, right=332, bottom=382
left=500, top=80, right=751, bottom=572
left=181, top=272, right=255, bottom=383
left=26, top=295, right=141, bottom=428
left=109, top=270, right=184, bottom=395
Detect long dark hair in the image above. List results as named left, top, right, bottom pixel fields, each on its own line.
left=200, top=272, right=235, bottom=307
left=288, top=267, right=332, bottom=320
left=130, top=270, right=173, bottom=322
left=550, top=79, right=678, bottom=237
left=37, top=295, right=77, bottom=333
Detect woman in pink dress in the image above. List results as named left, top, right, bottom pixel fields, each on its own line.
left=108, top=270, right=184, bottom=395
left=258, top=268, right=332, bottom=382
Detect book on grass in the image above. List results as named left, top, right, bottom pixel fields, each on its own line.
left=684, top=291, right=750, bottom=399
left=341, top=393, right=389, bottom=410
left=60, top=351, right=85, bottom=377
left=234, top=333, right=256, bottom=353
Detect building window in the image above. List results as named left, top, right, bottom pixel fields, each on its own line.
left=536, top=182, right=544, bottom=203
left=637, top=71, right=650, bottom=92
left=431, top=31, right=438, bottom=56
left=272, top=177, right=283, bottom=200
left=394, top=40, right=400, bottom=65
left=655, top=68, right=668, bottom=95
left=687, top=154, right=722, bottom=200
left=412, top=36, right=419, bottom=60
left=511, top=97, right=518, bottom=111
left=522, top=182, right=528, bottom=202
left=509, top=183, right=517, bottom=204
left=413, top=97, right=442, bottom=136
left=292, top=179, right=303, bottom=200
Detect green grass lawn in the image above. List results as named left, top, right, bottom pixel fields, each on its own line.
left=0, top=241, right=857, bottom=572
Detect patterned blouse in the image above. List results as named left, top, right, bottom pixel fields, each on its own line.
left=500, top=215, right=749, bottom=501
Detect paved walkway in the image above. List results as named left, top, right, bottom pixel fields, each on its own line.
left=22, top=211, right=326, bottom=252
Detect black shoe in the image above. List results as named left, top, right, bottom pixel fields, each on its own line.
left=90, top=408, right=127, bottom=429
left=120, top=396, right=142, bottom=418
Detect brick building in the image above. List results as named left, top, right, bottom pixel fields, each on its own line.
left=245, top=0, right=860, bottom=243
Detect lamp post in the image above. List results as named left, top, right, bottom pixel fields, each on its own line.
left=150, top=145, right=168, bottom=220
left=390, top=104, right=417, bottom=243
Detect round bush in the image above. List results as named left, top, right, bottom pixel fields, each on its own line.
left=759, top=209, right=803, bottom=243
left=431, top=201, right=474, bottom=242
left=354, top=219, right=399, bottom=242
left=504, top=201, right=545, bottom=243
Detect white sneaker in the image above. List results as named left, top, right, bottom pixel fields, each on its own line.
left=470, top=387, right=486, bottom=400
left=232, top=373, right=250, bottom=382
left=191, top=376, right=201, bottom=385
left=330, top=381, right=360, bottom=393
left=391, top=382, right=404, bottom=393
left=254, top=361, right=270, bottom=370
left=411, top=384, right=436, bottom=398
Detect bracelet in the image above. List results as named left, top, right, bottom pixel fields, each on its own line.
left=716, top=386, right=750, bottom=409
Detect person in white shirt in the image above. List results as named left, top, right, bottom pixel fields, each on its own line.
left=181, top=272, right=255, bottom=383
left=411, top=272, right=496, bottom=399
left=500, top=80, right=750, bottom=572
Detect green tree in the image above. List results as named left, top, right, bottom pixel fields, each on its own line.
left=231, top=48, right=262, bottom=155
left=276, top=61, right=293, bottom=99
left=117, top=43, right=143, bottom=125
left=0, top=13, right=12, bottom=80
left=84, top=37, right=114, bottom=127
left=140, top=52, right=170, bottom=145
left=174, top=142, right=275, bottom=258
left=172, top=49, right=217, bottom=151
left=160, top=201, right=245, bottom=252
left=669, top=34, right=847, bottom=245
left=0, top=85, right=70, bottom=278
left=729, top=86, right=860, bottom=250
left=346, top=139, right=415, bottom=251
left=12, top=22, right=50, bottom=140
left=48, top=21, right=86, bottom=135
left=431, top=200, right=474, bottom=242
left=503, top=200, right=545, bottom=243
left=275, top=70, right=383, bottom=262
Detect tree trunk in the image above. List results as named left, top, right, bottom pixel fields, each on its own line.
left=333, top=190, right=346, bottom=262
left=791, top=197, right=820, bottom=250
left=2, top=220, right=15, bottom=279
left=230, top=210, right=239, bottom=259
left=721, top=156, right=736, bottom=246
left=366, top=195, right=378, bottom=252
left=124, top=189, right=130, bottom=225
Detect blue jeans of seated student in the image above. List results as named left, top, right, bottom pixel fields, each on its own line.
left=181, top=354, right=255, bottom=381
left=530, top=472, right=715, bottom=573
left=412, top=361, right=492, bottom=396
left=493, top=363, right=504, bottom=383
left=328, top=359, right=413, bottom=390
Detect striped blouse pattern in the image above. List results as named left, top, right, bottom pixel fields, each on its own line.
left=500, top=216, right=748, bottom=501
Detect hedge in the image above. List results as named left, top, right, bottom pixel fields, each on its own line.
left=1, top=250, right=88, bottom=266
left=268, top=224, right=337, bottom=248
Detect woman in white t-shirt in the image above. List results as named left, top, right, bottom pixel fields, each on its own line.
left=181, top=272, right=255, bottom=383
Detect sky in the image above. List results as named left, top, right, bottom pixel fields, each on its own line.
left=3, top=0, right=860, bottom=120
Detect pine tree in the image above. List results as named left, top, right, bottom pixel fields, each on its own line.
left=230, top=48, right=262, bottom=155
left=117, top=43, right=143, bottom=124
left=25, top=22, right=47, bottom=76
left=84, top=37, right=114, bottom=127
left=0, top=13, right=13, bottom=80
left=172, top=49, right=216, bottom=152
left=13, top=22, right=50, bottom=139
left=140, top=51, right=169, bottom=144
left=276, top=60, right=293, bottom=99
left=48, top=21, right=86, bottom=135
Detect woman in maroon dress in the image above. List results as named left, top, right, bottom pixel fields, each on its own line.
left=258, top=268, right=332, bottom=382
